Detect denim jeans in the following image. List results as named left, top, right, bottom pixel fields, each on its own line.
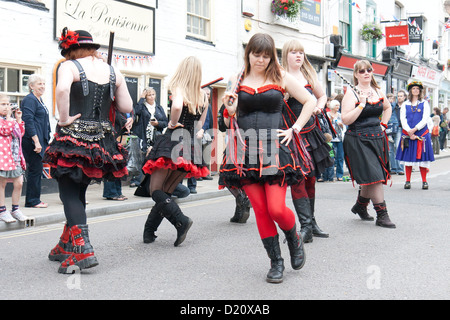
left=332, top=141, right=344, bottom=179
left=389, top=127, right=404, bottom=173
left=322, top=164, right=335, bottom=181
left=103, top=179, right=123, bottom=198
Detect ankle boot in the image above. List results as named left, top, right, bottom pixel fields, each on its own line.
left=230, top=193, right=250, bottom=223
left=58, top=224, right=99, bottom=274
left=282, top=225, right=306, bottom=270
left=309, top=197, right=329, bottom=238
left=161, top=198, right=193, bottom=247
left=48, top=223, right=73, bottom=262
left=292, top=197, right=313, bottom=243
left=261, top=235, right=284, bottom=283
left=374, top=201, right=396, bottom=228
left=143, top=202, right=165, bottom=243
left=351, top=194, right=374, bottom=221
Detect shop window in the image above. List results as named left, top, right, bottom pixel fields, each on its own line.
left=339, top=0, right=352, bottom=52
left=0, top=65, right=38, bottom=104
left=187, top=0, right=212, bottom=42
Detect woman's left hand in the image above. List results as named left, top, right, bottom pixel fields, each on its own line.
left=277, top=128, right=294, bottom=146
left=58, top=113, right=81, bottom=127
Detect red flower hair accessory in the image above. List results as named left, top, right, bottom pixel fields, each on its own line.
left=58, top=27, right=79, bottom=50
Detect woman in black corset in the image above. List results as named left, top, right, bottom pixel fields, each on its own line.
left=141, top=56, right=209, bottom=247
left=220, top=33, right=316, bottom=283
left=44, top=28, right=133, bottom=273
left=341, top=60, right=395, bottom=229
left=281, top=39, right=333, bottom=243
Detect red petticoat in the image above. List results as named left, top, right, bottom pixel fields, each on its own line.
left=142, top=156, right=209, bottom=179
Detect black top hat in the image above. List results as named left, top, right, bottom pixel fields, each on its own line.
left=59, top=27, right=101, bottom=57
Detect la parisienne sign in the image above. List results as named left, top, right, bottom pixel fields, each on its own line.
left=54, top=0, right=155, bottom=55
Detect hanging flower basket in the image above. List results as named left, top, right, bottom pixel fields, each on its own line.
left=360, top=23, right=384, bottom=42
left=271, top=0, right=303, bottom=21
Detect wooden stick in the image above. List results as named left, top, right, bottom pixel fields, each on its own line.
left=228, top=67, right=245, bottom=106
left=333, top=70, right=360, bottom=95
left=107, top=31, right=115, bottom=65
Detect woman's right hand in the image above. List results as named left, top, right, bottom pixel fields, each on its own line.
left=58, top=113, right=81, bottom=127
left=222, top=92, right=237, bottom=114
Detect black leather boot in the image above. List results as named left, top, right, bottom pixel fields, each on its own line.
left=161, top=198, right=193, bottom=246
left=282, top=225, right=306, bottom=270
left=261, top=235, right=284, bottom=283
left=374, top=201, right=396, bottom=228
left=230, top=193, right=250, bottom=223
left=309, top=197, right=329, bottom=238
left=143, top=202, right=165, bottom=243
left=351, top=193, right=374, bottom=221
left=292, top=197, right=313, bottom=243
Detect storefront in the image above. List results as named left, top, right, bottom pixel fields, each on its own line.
left=410, top=65, right=443, bottom=109
left=330, top=53, right=390, bottom=95
left=389, top=58, right=416, bottom=94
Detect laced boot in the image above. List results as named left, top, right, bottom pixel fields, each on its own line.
left=351, top=194, right=374, bottom=221
left=58, top=224, right=99, bottom=274
left=48, top=223, right=73, bottom=262
left=309, top=197, right=329, bottom=238
left=161, top=198, right=193, bottom=247
left=282, top=225, right=306, bottom=270
left=374, top=201, right=396, bottom=229
left=261, top=235, right=284, bottom=284
left=143, top=202, right=165, bottom=243
left=230, top=193, right=250, bottom=223
left=292, top=197, right=313, bottom=243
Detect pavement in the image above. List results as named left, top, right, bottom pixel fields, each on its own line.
left=0, top=174, right=228, bottom=232
left=2, top=149, right=450, bottom=232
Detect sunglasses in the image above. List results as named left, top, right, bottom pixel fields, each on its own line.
left=358, top=68, right=373, bottom=74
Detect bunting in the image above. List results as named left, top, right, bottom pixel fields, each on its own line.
left=99, top=52, right=154, bottom=66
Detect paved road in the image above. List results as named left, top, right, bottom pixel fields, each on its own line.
left=1, top=158, right=450, bottom=303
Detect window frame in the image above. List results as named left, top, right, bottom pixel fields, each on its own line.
left=0, top=64, right=39, bottom=105
left=186, top=0, right=212, bottom=42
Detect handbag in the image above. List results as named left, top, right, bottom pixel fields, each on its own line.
left=432, top=125, right=439, bottom=137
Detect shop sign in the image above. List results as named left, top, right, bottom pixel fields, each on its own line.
left=411, top=65, right=441, bottom=86
left=408, top=16, right=423, bottom=43
left=385, top=25, right=409, bottom=47
left=54, top=0, right=155, bottom=54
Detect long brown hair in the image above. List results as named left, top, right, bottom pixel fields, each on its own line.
left=281, top=39, right=317, bottom=89
left=353, top=60, right=380, bottom=89
left=407, top=86, right=424, bottom=101
left=244, top=33, right=282, bottom=85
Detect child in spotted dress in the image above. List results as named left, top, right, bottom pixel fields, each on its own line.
left=0, top=94, right=29, bottom=223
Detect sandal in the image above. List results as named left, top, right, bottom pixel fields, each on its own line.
left=106, top=195, right=127, bottom=201
left=33, top=202, right=48, bottom=208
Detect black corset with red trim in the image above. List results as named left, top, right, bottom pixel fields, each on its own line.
left=236, top=85, right=285, bottom=131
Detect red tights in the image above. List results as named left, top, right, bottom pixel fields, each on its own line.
left=405, top=166, right=428, bottom=182
left=242, top=183, right=296, bottom=239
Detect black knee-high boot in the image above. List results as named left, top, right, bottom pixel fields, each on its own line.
left=261, top=235, right=284, bottom=283
left=152, top=190, right=193, bottom=247
left=309, top=197, right=329, bottom=238
left=374, top=201, right=396, bottom=228
left=281, top=224, right=306, bottom=270
left=292, top=197, right=313, bottom=243
left=143, top=202, right=165, bottom=243
left=230, top=192, right=251, bottom=223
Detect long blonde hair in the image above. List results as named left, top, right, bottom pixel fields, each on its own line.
left=281, top=39, right=317, bottom=89
left=168, top=56, right=206, bottom=114
left=353, top=60, right=380, bottom=89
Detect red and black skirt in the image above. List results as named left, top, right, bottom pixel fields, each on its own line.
left=142, top=127, right=209, bottom=179
left=43, top=119, right=128, bottom=184
left=218, top=127, right=311, bottom=189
